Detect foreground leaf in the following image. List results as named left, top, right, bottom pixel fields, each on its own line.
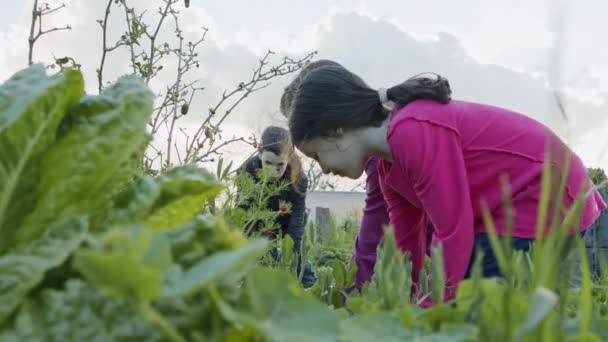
left=109, top=164, right=223, bottom=230
left=15, top=74, right=154, bottom=242
left=0, top=279, right=163, bottom=342
left=340, top=312, right=476, bottom=342
left=162, top=238, right=268, bottom=298
left=213, top=268, right=340, bottom=342
left=74, top=226, right=172, bottom=302
left=339, top=312, right=416, bottom=341
left=164, top=214, right=249, bottom=270
left=513, top=287, right=558, bottom=340
left=0, top=216, right=88, bottom=324
left=0, top=65, right=84, bottom=249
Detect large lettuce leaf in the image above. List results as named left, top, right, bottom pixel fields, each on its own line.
left=164, top=214, right=248, bottom=270
left=0, top=65, right=84, bottom=251
left=108, top=164, right=223, bottom=231
left=339, top=312, right=476, bottom=342
left=15, top=75, right=154, bottom=243
left=0, top=279, right=163, bottom=341
left=73, top=226, right=172, bottom=302
left=0, top=216, right=88, bottom=325
left=162, top=238, right=267, bottom=299
left=212, top=267, right=340, bottom=342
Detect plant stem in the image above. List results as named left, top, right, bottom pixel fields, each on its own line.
left=27, top=0, right=39, bottom=65
left=97, top=0, right=113, bottom=93
left=166, top=13, right=184, bottom=166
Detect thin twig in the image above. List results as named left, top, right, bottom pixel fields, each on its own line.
left=28, top=1, right=71, bottom=65
left=151, top=82, right=202, bottom=133
left=39, top=3, right=66, bottom=16
left=144, top=0, right=177, bottom=84
left=174, top=141, right=183, bottom=164
left=27, top=0, right=39, bottom=65
left=194, top=137, right=252, bottom=163
left=165, top=12, right=185, bottom=166
left=119, top=0, right=138, bottom=74
left=97, top=0, right=114, bottom=93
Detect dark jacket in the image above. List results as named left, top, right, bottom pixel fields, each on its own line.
left=237, top=155, right=308, bottom=253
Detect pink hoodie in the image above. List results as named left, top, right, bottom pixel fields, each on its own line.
left=378, top=99, right=606, bottom=303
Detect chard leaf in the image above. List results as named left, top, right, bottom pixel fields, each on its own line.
left=0, top=279, right=163, bottom=342
left=0, top=65, right=84, bottom=250
left=108, top=164, right=223, bottom=230
left=162, top=238, right=268, bottom=298
left=163, top=214, right=248, bottom=269
left=73, top=226, right=172, bottom=302
left=212, top=267, right=340, bottom=342
left=0, top=216, right=88, bottom=325
left=144, top=193, right=210, bottom=231
left=340, top=312, right=422, bottom=341
left=15, top=75, right=153, bottom=243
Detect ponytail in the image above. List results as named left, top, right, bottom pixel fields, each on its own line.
left=385, top=73, right=452, bottom=110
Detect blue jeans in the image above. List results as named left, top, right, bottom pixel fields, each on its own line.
left=463, top=232, right=585, bottom=279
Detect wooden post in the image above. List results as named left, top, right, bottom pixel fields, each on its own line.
left=315, top=206, right=332, bottom=241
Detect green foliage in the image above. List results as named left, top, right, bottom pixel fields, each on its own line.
left=587, top=167, right=607, bottom=186
left=224, top=166, right=292, bottom=237
left=162, top=238, right=268, bottom=299
left=305, top=213, right=357, bottom=267
left=346, top=227, right=414, bottom=313
left=1, top=279, right=164, bottom=342
left=17, top=74, right=153, bottom=244
left=107, top=164, right=223, bottom=230
left=2, top=62, right=608, bottom=342
left=74, top=226, right=173, bottom=302
left=0, top=65, right=84, bottom=251
left=213, top=268, right=341, bottom=342
left=0, top=216, right=87, bottom=324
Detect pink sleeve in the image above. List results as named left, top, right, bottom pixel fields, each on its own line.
left=352, top=157, right=390, bottom=289
left=388, top=119, right=474, bottom=302
left=377, top=161, right=426, bottom=290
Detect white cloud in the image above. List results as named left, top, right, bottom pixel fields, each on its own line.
left=1, top=1, right=607, bottom=188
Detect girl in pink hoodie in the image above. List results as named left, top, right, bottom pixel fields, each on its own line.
left=287, top=62, right=606, bottom=304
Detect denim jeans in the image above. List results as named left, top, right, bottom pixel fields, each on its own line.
left=463, top=232, right=585, bottom=280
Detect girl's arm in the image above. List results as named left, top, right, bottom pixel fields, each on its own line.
left=377, top=166, right=426, bottom=288
left=389, top=118, right=474, bottom=303
left=352, top=157, right=390, bottom=289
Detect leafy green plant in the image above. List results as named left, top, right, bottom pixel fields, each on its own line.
left=0, top=65, right=84, bottom=252
left=305, top=212, right=357, bottom=267
left=220, top=166, right=291, bottom=236
left=2, top=64, right=608, bottom=342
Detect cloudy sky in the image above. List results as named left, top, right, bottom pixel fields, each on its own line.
left=1, top=0, right=607, bottom=189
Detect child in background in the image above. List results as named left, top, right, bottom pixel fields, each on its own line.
left=286, top=61, right=607, bottom=304
left=237, top=126, right=317, bottom=287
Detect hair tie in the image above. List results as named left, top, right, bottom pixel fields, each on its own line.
left=378, top=87, right=396, bottom=111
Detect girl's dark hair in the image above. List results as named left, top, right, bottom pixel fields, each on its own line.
left=288, top=64, right=452, bottom=145
left=259, top=126, right=303, bottom=193
left=280, top=59, right=345, bottom=118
